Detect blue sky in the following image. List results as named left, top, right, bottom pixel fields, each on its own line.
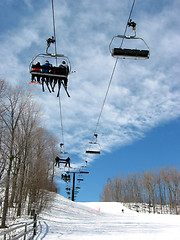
left=0, top=0, right=180, bottom=202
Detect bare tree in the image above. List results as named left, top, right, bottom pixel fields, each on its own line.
left=168, top=167, right=180, bottom=214
left=100, top=178, right=114, bottom=202
left=0, top=80, right=58, bottom=226
left=0, top=79, right=7, bottom=180
left=143, top=171, right=157, bottom=213
left=15, top=99, right=40, bottom=216
left=101, top=167, right=179, bottom=214
left=1, top=86, right=30, bottom=227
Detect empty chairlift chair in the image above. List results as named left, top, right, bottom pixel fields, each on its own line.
left=85, top=134, right=101, bottom=155
left=109, top=35, right=150, bottom=59
left=109, top=20, right=150, bottom=60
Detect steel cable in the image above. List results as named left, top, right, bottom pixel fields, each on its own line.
left=51, top=0, right=65, bottom=148
left=93, top=0, right=136, bottom=138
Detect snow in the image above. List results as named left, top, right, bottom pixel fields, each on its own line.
left=36, top=193, right=180, bottom=240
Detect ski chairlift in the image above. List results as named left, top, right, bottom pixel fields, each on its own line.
left=109, top=20, right=150, bottom=60
left=60, top=143, right=71, bottom=162
left=59, top=143, right=69, bottom=158
left=28, top=52, right=71, bottom=97
left=55, top=143, right=71, bottom=169
left=85, top=134, right=101, bottom=155
left=81, top=160, right=88, bottom=168
left=77, top=178, right=83, bottom=182
left=61, top=173, right=71, bottom=182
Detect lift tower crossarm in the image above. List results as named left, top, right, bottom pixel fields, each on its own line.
left=71, top=170, right=89, bottom=201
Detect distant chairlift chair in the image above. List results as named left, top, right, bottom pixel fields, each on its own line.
left=85, top=134, right=101, bottom=155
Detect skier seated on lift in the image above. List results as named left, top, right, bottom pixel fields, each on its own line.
left=61, top=61, right=69, bottom=88
left=31, top=61, right=41, bottom=83
left=42, top=60, right=52, bottom=73
left=52, top=61, right=69, bottom=92
left=41, top=60, right=53, bottom=92
left=58, top=61, right=69, bottom=87
left=55, top=156, right=71, bottom=168
left=61, top=173, right=71, bottom=182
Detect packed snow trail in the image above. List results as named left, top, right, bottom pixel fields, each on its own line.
left=37, top=193, right=180, bottom=240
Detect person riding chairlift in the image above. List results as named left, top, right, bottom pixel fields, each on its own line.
left=59, top=61, right=69, bottom=88
left=53, top=60, right=70, bottom=92
left=55, top=156, right=71, bottom=168
left=41, top=60, right=53, bottom=92
left=31, top=61, right=41, bottom=83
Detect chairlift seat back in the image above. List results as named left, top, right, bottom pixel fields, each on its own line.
left=85, top=150, right=101, bottom=154
left=77, top=178, right=84, bottom=181
left=112, top=48, right=149, bottom=59
left=31, top=65, right=68, bottom=76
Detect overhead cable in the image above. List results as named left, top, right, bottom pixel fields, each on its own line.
left=93, top=0, right=136, bottom=137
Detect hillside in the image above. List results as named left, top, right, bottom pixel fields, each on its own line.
left=36, top=193, right=180, bottom=240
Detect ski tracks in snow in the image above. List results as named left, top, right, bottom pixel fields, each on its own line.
left=37, top=193, right=180, bottom=240
left=34, top=220, right=52, bottom=240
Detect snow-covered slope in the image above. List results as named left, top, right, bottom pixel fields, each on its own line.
left=36, top=193, right=180, bottom=240
left=80, top=201, right=132, bottom=214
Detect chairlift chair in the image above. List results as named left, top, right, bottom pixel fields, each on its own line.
left=85, top=134, right=101, bottom=155
left=77, top=178, right=83, bottom=182
left=29, top=53, right=71, bottom=78
left=109, top=19, right=150, bottom=60
left=55, top=143, right=71, bottom=170
left=59, top=143, right=70, bottom=160
left=29, top=53, right=71, bottom=97
left=109, top=35, right=150, bottom=59
left=81, top=160, right=88, bottom=168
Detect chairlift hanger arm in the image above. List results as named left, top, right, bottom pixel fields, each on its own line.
left=46, top=36, right=56, bottom=54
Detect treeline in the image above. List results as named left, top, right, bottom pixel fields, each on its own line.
left=0, top=79, right=58, bottom=227
left=100, top=167, right=180, bottom=214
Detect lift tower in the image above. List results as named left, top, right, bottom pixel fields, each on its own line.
left=71, top=170, right=89, bottom=201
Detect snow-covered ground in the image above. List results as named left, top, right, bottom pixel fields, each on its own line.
left=36, top=193, right=180, bottom=240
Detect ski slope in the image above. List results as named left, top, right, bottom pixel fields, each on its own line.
left=36, top=193, right=180, bottom=240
